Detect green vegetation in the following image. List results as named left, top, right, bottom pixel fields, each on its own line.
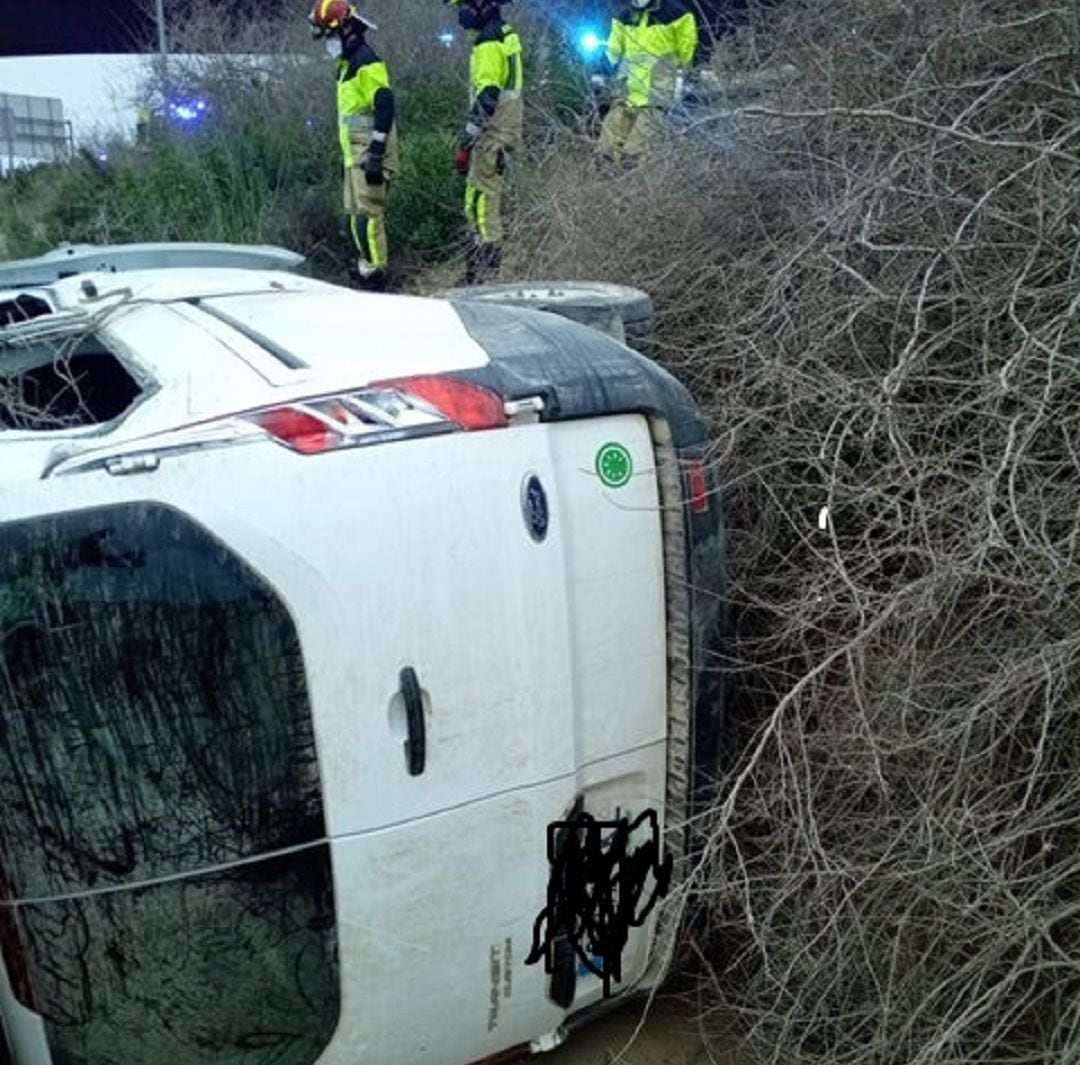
left=0, top=70, right=467, bottom=284
left=385, top=78, right=464, bottom=266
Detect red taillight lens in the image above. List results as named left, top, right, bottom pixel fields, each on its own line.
left=243, top=377, right=505, bottom=456
left=247, top=407, right=342, bottom=455
left=687, top=458, right=710, bottom=514
left=371, top=375, right=508, bottom=430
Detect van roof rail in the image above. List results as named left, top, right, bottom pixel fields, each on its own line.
left=0, top=242, right=306, bottom=288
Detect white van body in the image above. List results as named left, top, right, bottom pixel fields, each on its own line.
left=0, top=247, right=726, bottom=1065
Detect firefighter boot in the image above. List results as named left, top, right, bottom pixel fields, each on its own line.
left=458, top=239, right=502, bottom=286
left=458, top=240, right=483, bottom=286
left=477, top=242, right=502, bottom=282
left=350, top=257, right=387, bottom=293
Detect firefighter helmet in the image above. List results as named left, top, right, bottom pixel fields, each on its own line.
left=309, top=0, right=376, bottom=35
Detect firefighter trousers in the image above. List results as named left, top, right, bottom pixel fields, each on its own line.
left=465, top=135, right=511, bottom=246
left=344, top=166, right=390, bottom=272
left=598, top=101, right=661, bottom=165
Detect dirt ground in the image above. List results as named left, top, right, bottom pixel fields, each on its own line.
left=538, top=991, right=750, bottom=1065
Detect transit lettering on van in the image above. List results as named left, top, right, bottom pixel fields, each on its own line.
left=488, top=943, right=503, bottom=1032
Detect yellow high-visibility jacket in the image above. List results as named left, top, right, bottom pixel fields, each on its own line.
left=467, top=21, right=524, bottom=148
left=336, top=43, right=398, bottom=170
left=606, top=0, right=697, bottom=108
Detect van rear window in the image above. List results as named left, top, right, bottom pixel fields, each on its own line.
left=0, top=504, right=338, bottom=1064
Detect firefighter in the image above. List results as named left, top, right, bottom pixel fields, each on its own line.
left=310, top=0, right=399, bottom=292
left=596, top=0, right=698, bottom=169
left=445, top=0, right=524, bottom=284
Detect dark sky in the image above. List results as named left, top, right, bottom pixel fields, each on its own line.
left=0, top=0, right=766, bottom=57
left=1, top=0, right=156, bottom=56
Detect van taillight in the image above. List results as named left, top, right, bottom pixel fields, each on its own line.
left=52, top=376, right=509, bottom=473
left=247, top=406, right=341, bottom=455
left=0, top=869, right=36, bottom=1010
left=371, top=375, right=508, bottom=430
left=687, top=459, right=709, bottom=513
left=242, top=376, right=506, bottom=456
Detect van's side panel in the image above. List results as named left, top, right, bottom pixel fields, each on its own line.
left=239, top=427, right=581, bottom=1062
left=317, top=788, right=572, bottom=1065
left=545, top=416, right=671, bottom=1003
left=189, top=426, right=579, bottom=836
left=546, top=415, right=667, bottom=764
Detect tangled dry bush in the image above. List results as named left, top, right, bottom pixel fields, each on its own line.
left=516, top=1, right=1080, bottom=1062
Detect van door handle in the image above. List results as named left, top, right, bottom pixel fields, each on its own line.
left=400, top=666, right=426, bottom=776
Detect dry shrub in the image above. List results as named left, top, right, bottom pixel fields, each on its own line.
left=515, top=1, right=1080, bottom=1062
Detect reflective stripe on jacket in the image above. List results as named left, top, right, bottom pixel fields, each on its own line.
left=606, top=0, right=697, bottom=108
left=470, top=22, right=524, bottom=147
left=336, top=46, right=393, bottom=167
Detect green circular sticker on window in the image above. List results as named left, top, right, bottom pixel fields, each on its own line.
left=595, top=442, right=633, bottom=488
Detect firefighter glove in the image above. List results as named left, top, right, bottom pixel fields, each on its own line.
left=363, top=139, right=385, bottom=186
left=454, top=145, right=471, bottom=174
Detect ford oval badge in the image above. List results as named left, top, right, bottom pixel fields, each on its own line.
left=521, top=474, right=549, bottom=543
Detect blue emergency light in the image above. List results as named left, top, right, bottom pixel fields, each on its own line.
left=167, top=98, right=209, bottom=124
left=578, top=28, right=604, bottom=56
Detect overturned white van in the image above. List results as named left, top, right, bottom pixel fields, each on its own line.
left=0, top=244, right=727, bottom=1065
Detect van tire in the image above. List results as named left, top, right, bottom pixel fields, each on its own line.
left=437, top=280, right=657, bottom=358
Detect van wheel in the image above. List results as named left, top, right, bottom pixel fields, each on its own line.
left=437, top=280, right=657, bottom=358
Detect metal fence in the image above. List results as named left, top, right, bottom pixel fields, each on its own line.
left=0, top=92, right=73, bottom=172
